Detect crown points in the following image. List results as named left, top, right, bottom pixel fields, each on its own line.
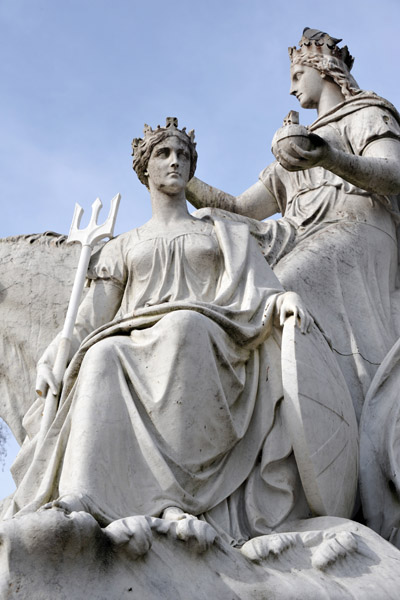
left=289, top=27, right=354, bottom=71
left=131, top=117, right=198, bottom=186
left=132, top=117, right=196, bottom=158
left=165, top=117, right=178, bottom=129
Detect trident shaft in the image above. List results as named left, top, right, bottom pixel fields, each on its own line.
left=35, top=194, right=121, bottom=452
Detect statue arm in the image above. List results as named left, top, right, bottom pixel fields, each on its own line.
left=36, top=278, right=123, bottom=396
left=72, top=278, right=124, bottom=347
left=277, top=136, right=400, bottom=196
left=186, top=176, right=280, bottom=221
left=324, top=138, right=400, bottom=195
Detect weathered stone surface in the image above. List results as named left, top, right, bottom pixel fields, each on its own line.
left=3, top=28, right=400, bottom=600
left=360, top=337, right=400, bottom=545
left=0, top=234, right=80, bottom=444
left=1, top=511, right=400, bottom=600
left=5, top=126, right=321, bottom=542
left=186, top=27, right=400, bottom=548
left=281, top=316, right=358, bottom=518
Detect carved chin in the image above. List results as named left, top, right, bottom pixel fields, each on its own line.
left=160, top=180, right=186, bottom=194
left=298, top=97, right=316, bottom=109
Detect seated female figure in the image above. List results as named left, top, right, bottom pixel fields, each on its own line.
left=6, top=118, right=312, bottom=545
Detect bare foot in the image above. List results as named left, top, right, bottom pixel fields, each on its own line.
left=105, top=516, right=153, bottom=559
left=40, top=493, right=93, bottom=515
left=160, top=507, right=218, bottom=553
left=311, top=531, right=358, bottom=570
left=241, top=532, right=298, bottom=562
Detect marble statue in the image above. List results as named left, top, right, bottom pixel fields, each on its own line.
left=2, top=28, right=400, bottom=600
left=3, top=117, right=322, bottom=545
left=188, top=27, right=400, bottom=420
left=187, top=27, right=400, bottom=545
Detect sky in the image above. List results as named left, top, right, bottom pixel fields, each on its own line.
left=1, top=0, right=399, bottom=497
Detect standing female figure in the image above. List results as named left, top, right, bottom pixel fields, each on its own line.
left=188, top=28, right=400, bottom=421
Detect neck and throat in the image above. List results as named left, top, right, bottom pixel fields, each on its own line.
left=148, top=186, right=192, bottom=228
left=316, top=79, right=346, bottom=117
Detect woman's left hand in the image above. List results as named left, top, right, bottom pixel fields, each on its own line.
left=276, top=292, right=314, bottom=334
left=276, top=133, right=330, bottom=172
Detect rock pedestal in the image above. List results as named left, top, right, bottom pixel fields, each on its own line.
left=1, top=510, right=400, bottom=600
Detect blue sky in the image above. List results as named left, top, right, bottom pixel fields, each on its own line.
left=1, top=0, right=399, bottom=496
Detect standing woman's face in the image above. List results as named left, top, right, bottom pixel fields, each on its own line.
left=290, top=64, right=324, bottom=109
left=146, top=136, right=191, bottom=195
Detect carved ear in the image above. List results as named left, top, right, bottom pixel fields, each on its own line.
left=144, top=170, right=149, bottom=176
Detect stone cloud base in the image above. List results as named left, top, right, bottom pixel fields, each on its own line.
left=1, top=510, right=400, bottom=599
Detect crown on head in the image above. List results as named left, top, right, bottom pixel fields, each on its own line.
left=131, top=117, right=197, bottom=187
left=131, top=117, right=195, bottom=156
left=289, top=27, right=354, bottom=71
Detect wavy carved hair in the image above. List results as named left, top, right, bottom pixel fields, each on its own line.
left=292, top=54, right=360, bottom=99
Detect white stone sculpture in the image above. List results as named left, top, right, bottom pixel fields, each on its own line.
left=0, top=232, right=82, bottom=446
left=2, top=28, right=400, bottom=599
left=2, top=509, right=400, bottom=599
left=187, top=27, right=400, bottom=545
left=4, top=117, right=326, bottom=545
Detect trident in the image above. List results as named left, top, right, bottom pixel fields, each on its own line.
left=35, top=194, right=121, bottom=451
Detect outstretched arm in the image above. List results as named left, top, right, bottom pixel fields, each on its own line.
left=186, top=176, right=280, bottom=221
left=276, top=135, right=400, bottom=196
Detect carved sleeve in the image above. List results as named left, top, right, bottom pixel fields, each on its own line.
left=258, top=162, right=288, bottom=215
left=346, top=106, right=400, bottom=156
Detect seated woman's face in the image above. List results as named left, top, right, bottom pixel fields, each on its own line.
left=147, top=135, right=191, bottom=194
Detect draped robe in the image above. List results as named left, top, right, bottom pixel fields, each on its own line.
left=6, top=215, right=308, bottom=543
left=198, top=93, right=400, bottom=421
left=263, top=93, right=400, bottom=419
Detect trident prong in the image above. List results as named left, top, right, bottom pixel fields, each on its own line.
left=88, top=197, right=103, bottom=230
left=68, top=193, right=121, bottom=247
